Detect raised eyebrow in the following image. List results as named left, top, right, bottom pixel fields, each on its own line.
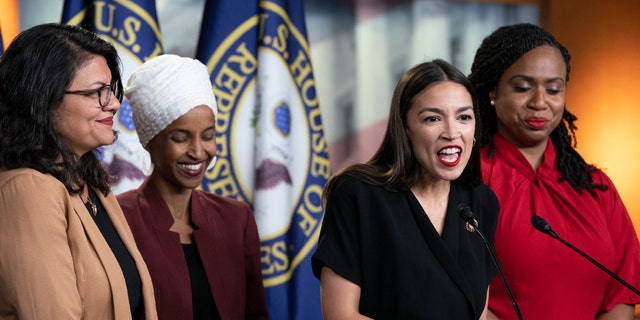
left=457, top=105, right=474, bottom=113
left=418, top=107, right=444, bottom=115
left=418, top=106, right=474, bottom=115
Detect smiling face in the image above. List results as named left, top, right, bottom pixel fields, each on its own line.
left=405, top=81, right=475, bottom=183
left=54, top=55, right=120, bottom=156
left=147, top=105, right=217, bottom=193
left=491, top=45, right=567, bottom=149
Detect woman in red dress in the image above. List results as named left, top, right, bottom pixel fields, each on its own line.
left=469, top=23, right=640, bottom=319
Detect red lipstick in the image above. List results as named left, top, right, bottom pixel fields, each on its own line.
left=438, top=145, right=462, bottom=167
left=97, top=116, right=114, bottom=126
left=524, top=117, right=548, bottom=130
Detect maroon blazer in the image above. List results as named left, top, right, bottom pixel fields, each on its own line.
left=117, top=178, right=268, bottom=320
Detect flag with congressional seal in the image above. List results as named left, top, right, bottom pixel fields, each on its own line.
left=196, top=0, right=330, bottom=318
left=62, top=0, right=163, bottom=194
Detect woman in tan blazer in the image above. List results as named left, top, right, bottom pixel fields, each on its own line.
left=0, top=23, right=157, bottom=319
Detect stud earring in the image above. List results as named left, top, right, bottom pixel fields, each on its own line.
left=490, top=100, right=495, bottom=106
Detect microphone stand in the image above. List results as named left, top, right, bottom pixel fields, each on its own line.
left=531, top=216, right=640, bottom=296
left=459, top=205, right=524, bottom=320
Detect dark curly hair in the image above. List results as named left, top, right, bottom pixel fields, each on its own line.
left=0, top=23, right=123, bottom=195
left=324, top=59, right=482, bottom=203
left=468, top=23, right=605, bottom=196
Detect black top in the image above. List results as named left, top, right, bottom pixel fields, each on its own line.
left=182, top=243, right=220, bottom=320
left=312, top=175, right=500, bottom=319
left=87, top=189, right=143, bottom=319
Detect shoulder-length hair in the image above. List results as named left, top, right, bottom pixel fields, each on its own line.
left=323, top=59, right=482, bottom=203
left=0, top=23, right=123, bottom=195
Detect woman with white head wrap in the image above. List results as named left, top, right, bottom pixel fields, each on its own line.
left=117, top=54, right=268, bottom=320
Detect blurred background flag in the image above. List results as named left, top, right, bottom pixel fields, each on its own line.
left=61, top=0, right=164, bottom=194
left=196, top=0, right=331, bottom=319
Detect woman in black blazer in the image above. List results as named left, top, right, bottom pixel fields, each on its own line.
left=312, top=59, right=499, bottom=320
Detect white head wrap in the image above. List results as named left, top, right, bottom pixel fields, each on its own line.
left=125, top=54, right=218, bottom=148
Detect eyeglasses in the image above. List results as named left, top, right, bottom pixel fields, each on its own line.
left=64, top=82, right=120, bottom=108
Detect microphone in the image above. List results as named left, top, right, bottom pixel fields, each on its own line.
left=457, top=204, right=523, bottom=320
left=458, top=204, right=477, bottom=229
left=531, top=216, right=640, bottom=296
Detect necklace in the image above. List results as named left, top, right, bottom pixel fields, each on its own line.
left=82, top=192, right=98, bottom=216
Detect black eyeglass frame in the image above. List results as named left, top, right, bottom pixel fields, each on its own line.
left=64, top=82, right=121, bottom=108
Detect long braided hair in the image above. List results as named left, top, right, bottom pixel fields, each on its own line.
left=468, top=23, right=606, bottom=196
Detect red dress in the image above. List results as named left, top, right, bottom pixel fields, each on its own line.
left=483, top=133, right=640, bottom=319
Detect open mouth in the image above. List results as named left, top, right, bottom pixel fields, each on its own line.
left=178, top=162, right=205, bottom=177
left=438, top=146, right=461, bottom=167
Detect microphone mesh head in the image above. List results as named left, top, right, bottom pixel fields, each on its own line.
left=531, top=216, right=550, bottom=233
left=457, top=204, right=474, bottom=220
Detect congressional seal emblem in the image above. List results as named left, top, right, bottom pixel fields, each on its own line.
left=200, top=1, right=331, bottom=287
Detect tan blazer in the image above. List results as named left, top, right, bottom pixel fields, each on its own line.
left=0, top=168, right=157, bottom=319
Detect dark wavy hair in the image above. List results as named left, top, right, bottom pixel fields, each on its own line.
left=468, top=23, right=605, bottom=196
left=0, top=23, right=123, bottom=195
left=323, top=59, right=482, bottom=203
